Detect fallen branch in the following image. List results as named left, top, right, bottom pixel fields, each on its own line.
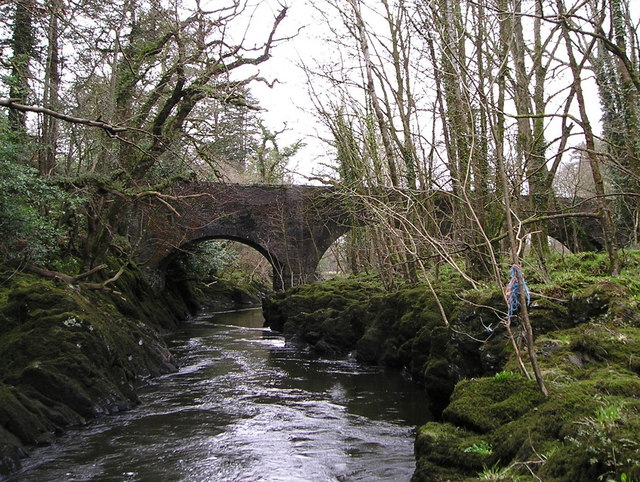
left=82, top=264, right=126, bottom=292
left=25, top=263, right=108, bottom=284
left=24, top=263, right=124, bottom=294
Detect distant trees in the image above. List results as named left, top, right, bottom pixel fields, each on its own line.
left=248, top=121, right=304, bottom=183
left=304, top=0, right=639, bottom=283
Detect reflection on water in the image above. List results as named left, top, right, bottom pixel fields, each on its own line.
left=10, top=308, right=432, bottom=481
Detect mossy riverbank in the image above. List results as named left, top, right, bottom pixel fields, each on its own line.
left=2, top=251, right=639, bottom=480
left=0, top=261, right=261, bottom=477
left=263, top=253, right=640, bottom=481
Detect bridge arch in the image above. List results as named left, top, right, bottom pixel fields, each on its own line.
left=133, top=183, right=351, bottom=289
left=132, top=184, right=603, bottom=290
left=160, top=234, right=286, bottom=289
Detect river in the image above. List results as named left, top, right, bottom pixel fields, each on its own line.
left=9, top=308, right=432, bottom=481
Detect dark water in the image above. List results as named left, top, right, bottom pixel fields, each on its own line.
left=10, top=309, right=431, bottom=481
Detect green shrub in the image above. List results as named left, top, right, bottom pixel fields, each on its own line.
left=0, top=160, right=79, bottom=264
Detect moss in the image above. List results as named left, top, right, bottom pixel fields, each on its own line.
left=486, top=380, right=599, bottom=464
left=533, top=396, right=640, bottom=481
left=260, top=253, right=640, bottom=481
left=264, top=277, right=386, bottom=354
left=567, top=280, right=631, bottom=326
left=0, top=262, right=192, bottom=475
left=0, top=384, right=56, bottom=445
left=593, top=372, right=640, bottom=397
left=1, top=280, right=75, bottom=327
left=528, top=296, right=572, bottom=333
left=538, top=324, right=640, bottom=375
left=264, top=278, right=503, bottom=416
left=414, top=422, right=486, bottom=478
left=422, top=358, right=457, bottom=414
left=425, top=321, right=640, bottom=480
left=17, top=364, right=96, bottom=417
left=569, top=332, right=609, bottom=361
left=442, top=376, right=546, bottom=433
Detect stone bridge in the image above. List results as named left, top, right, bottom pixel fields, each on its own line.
left=131, top=182, right=605, bottom=289
left=132, top=182, right=352, bottom=289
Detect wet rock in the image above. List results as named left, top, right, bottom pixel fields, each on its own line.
left=0, top=427, right=25, bottom=477
left=0, top=263, right=192, bottom=476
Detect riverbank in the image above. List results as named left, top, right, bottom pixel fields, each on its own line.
left=262, top=253, right=640, bottom=481
left=3, top=252, right=639, bottom=480
left=0, top=261, right=261, bottom=477
left=8, top=308, right=426, bottom=481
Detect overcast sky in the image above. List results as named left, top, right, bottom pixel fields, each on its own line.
left=250, top=0, right=640, bottom=184
left=250, top=1, right=331, bottom=182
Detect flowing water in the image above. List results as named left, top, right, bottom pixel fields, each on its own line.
left=10, top=308, right=432, bottom=481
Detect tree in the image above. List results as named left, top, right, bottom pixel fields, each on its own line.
left=590, top=0, right=640, bottom=243
left=6, top=0, right=36, bottom=132
left=39, top=0, right=63, bottom=176
left=248, top=121, right=304, bottom=184
left=0, top=0, right=292, bottom=270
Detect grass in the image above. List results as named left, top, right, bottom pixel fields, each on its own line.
left=478, top=462, right=515, bottom=481
left=493, top=370, right=520, bottom=381
left=593, top=402, right=624, bottom=428
left=464, top=440, right=494, bottom=456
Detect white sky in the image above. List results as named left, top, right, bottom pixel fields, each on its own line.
left=250, top=1, right=330, bottom=183
left=249, top=0, right=640, bottom=185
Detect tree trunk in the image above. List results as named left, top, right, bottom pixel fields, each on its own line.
left=346, top=0, right=400, bottom=188
left=510, top=0, right=551, bottom=267
left=559, top=0, right=620, bottom=275
left=8, top=0, right=35, bottom=132
left=40, top=0, right=62, bottom=176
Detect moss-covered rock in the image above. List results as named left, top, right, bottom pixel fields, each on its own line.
left=261, top=253, right=640, bottom=481
left=413, top=422, right=487, bottom=481
left=0, top=262, right=194, bottom=475
left=0, top=254, right=263, bottom=476
left=414, top=275, right=640, bottom=480
left=263, top=277, right=384, bottom=353
left=263, top=278, right=506, bottom=415
left=443, top=375, right=546, bottom=433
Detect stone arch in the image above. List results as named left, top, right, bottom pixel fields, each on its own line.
left=159, top=234, right=286, bottom=290
left=546, top=213, right=604, bottom=253
left=131, top=183, right=608, bottom=290
left=133, top=183, right=352, bottom=289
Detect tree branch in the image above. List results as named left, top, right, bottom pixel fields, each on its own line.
left=24, top=263, right=108, bottom=284
left=0, top=99, right=127, bottom=136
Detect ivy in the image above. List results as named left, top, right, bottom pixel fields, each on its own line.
left=0, top=118, right=81, bottom=265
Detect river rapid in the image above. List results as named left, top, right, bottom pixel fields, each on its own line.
left=9, top=308, right=432, bottom=481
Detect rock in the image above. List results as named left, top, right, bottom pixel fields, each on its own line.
left=0, top=263, right=190, bottom=477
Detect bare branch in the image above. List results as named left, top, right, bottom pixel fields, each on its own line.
left=0, top=98, right=127, bottom=136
